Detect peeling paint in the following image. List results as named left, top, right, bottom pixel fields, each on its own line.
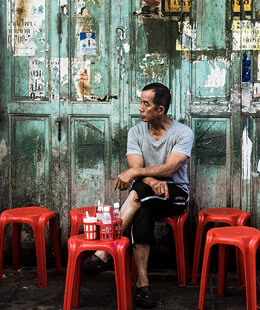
left=123, top=42, right=130, bottom=53
left=139, top=53, right=166, bottom=80
left=76, top=0, right=101, bottom=17
left=0, top=139, right=7, bottom=163
left=73, top=58, right=91, bottom=100
left=242, top=84, right=253, bottom=112
left=204, top=60, right=226, bottom=88
left=52, top=149, right=59, bottom=157
left=60, top=58, right=69, bottom=86
left=117, top=27, right=127, bottom=40
left=94, top=72, right=102, bottom=84
left=242, top=120, right=252, bottom=182
left=253, top=83, right=260, bottom=98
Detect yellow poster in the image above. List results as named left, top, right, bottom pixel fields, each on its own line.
left=233, top=0, right=252, bottom=12
left=164, top=0, right=191, bottom=13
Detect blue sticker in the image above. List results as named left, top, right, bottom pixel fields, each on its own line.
left=242, top=51, right=251, bottom=82
left=80, top=32, right=96, bottom=56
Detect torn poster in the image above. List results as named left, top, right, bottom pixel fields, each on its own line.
left=79, top=32, right=96, bottom=56
left=242, top=120, right=252, bottom=182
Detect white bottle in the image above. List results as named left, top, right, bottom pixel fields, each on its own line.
left=113, top=202, right=121, bottom=221
left=102, top=206, right=112, bottom=224
left=96, top=200, right=104, bottom=222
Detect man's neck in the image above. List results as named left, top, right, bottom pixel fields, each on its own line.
left=148, top=116, right=173, bottom=140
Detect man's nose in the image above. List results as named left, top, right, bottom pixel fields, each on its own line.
left=139, top=103, right=143, bottom=111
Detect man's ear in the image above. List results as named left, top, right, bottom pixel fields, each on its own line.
left=158, top=106, right=165, bottom=114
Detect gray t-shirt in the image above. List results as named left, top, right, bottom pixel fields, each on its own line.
left=126, top=120, right=194, bottom=193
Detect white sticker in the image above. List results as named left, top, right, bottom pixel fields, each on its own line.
left=8, top=0, right=45, bottom=56
left=29, top=57, right=45, bottom=100
left=232, top=21, right=260, bottom=51
left=242, top=121, right=252, bottom=182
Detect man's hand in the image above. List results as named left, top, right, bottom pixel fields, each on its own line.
left=114, top=168, right=136, bottom=191
left=149, top=179, right=169, bottom=199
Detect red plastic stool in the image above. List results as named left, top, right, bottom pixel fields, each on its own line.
left=63, top=235, right=131, bottom=310
left=131, top=212, right=189, bottom=287
left=192, top=207, right=251, bottom=285
left=69, top=206, right=97, bottom=236
left=0, top=206, right=62, bottom=288
left=198, top=226, right=260, bottom=310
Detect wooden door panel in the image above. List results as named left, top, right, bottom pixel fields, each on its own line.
left=10, top=115, right=50, bottom=207
left=70, top=117, right=110, bottom=208
left=191, top=117, right=231, bottom=212
left=195, top=0, right=228, bottom=50
left=191, top=59, right=230, bottom=100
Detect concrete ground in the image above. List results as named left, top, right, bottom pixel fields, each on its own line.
left=0, top=264, right=259, bottom=310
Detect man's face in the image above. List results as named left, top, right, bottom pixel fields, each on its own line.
left=139, top=89, right=160, bottom=122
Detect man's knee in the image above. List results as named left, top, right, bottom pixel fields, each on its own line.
left=127, top=190, right=141, bottom=212
left=129, top=189, right=139, bottom=200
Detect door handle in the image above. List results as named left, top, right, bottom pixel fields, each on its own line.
left=56, top=118, right=62, bottom=142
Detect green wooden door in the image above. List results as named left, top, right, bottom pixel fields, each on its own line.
left=0, top=0, right=63, bottom=248
left=187, top=0, right=260, bottom=229
left=57, top=0, right=132, bottom=243
left=0, top=0, right=131, bottom=249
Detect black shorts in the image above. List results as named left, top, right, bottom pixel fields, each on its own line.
left=130, top=181, right=188, bottom=245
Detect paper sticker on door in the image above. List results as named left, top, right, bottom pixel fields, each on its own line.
left=9, top=0, right=45, bottom=56
left=29, top=57, right=45, bottom=100
left=79, top=32, right=96, bottom=56
left=73, top=59, right=91, bottom=100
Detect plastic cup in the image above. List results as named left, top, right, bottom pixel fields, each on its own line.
left=83, top=217, right=97, bottom=240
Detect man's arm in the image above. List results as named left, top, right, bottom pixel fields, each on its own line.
left=125, top=154, right=171, bottom=198
left=134, top=152, right=188, bottom=179
left=113, top=152, right=188, bottom=198
left=127, top=154, right=144, bottom=169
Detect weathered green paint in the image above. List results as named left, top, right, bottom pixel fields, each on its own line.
left=11, top=116, right=50, bottom=207
left=0, top=0, right=260, bottom=263
left=196, top=0, right=229, bottom=50
left=191, top=118, right=231, bottom=215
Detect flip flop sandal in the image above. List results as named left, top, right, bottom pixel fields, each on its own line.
left=82, top=254, right=108, bottom=276
left=135, top=286, right=156, bottom=308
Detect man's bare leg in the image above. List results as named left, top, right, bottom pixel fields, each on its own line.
left=133, top=243, right=150, bottom=288
left=134, top=243, right=156, bottom=308
left=95, top=190, right=141, bottom=262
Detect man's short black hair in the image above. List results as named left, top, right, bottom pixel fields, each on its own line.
left=142, top=83, right=171, bottom=114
